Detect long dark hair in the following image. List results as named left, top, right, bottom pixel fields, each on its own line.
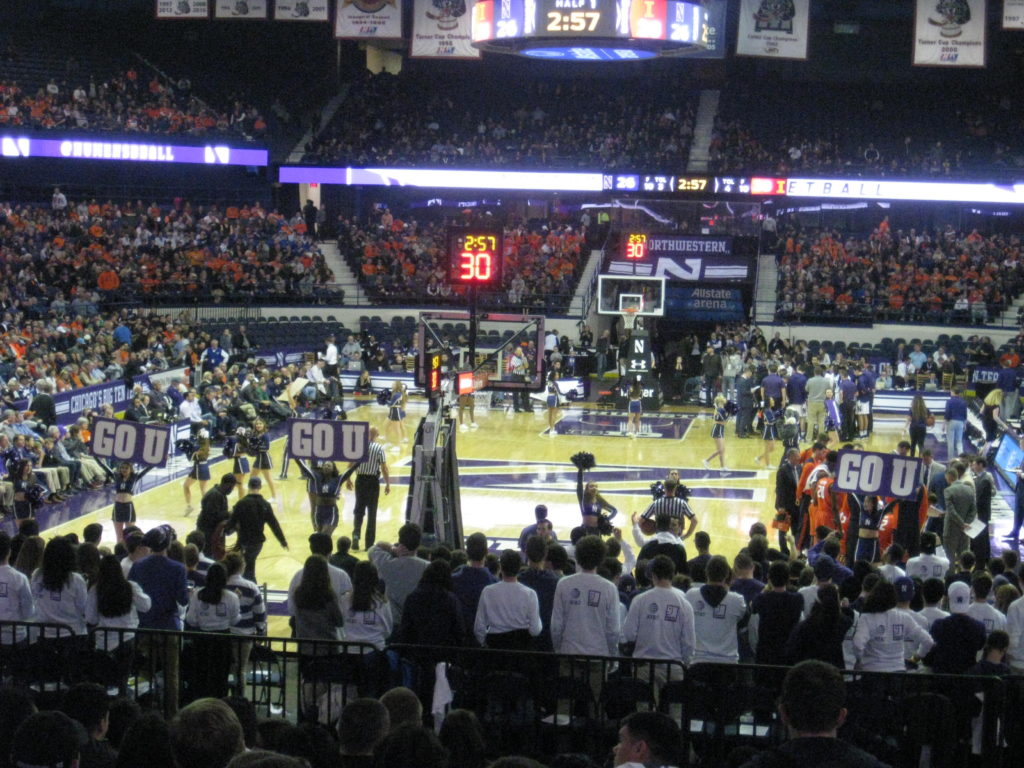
left=96, top=554, right=134, bottom=618
left=77, top=542, right=102, bottom=588
left=198, top=562, right=228, bottom=605
left=40, top=537, right=76, bottom=592
left=861, top=579, right=898, bottom=614
left=350, top=560, right=383, bottom=614
left=419, top=559, right=453, bottom=591
left=294, top=556, right=336, bottom=611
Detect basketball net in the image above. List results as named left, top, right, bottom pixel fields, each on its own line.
left=622, top=307, right=640, bottom=331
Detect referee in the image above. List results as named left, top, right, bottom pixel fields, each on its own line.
left=640, top=477, right=698, bottom=542
left=340, top=427, right=390, bottom=551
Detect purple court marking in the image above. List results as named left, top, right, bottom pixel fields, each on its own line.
left=553, top=410, right=695, bottom=439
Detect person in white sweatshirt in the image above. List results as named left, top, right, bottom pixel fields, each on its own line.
left=684, top=555, right=748, bottom=664
left=853, top=579, right=933, bottom=672
left=551, top=535, right=621, bottom=657
left=1006, top=591, right=1024, bottom=673
left=474, top=549, right=542, bottom=650
left=965, top=572, right=1007, bottom=636
left=0, top=531, right=34, bottom=644
left=623, top=555, right=695, bottom=684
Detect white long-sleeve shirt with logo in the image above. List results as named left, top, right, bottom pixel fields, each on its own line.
left=623, top=585, right=695, bottom=665
left=684, top=585, right=748, bottom=664
left=904, top=553, right=950, bottom=580
left=852, top=608, right=933, bottom=672
left=0, top=564, right=35, bottom=643
left=1007, top=595, right=1024, bottom=672
left=966, top=602, right=1007, bottom=636
left=474, top=580, right=542, bottom=646
left=550, top=572, right=621, bottom=657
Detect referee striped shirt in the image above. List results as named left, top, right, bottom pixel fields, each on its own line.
left=356, top=442, right=387, bottom=476
left=642, top=496, right=695, bottom=521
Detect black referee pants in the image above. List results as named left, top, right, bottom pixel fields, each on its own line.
left=353, top=474, right=380, bottom=547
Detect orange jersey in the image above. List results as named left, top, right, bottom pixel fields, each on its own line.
left=809, top=477, right=842, bottom=534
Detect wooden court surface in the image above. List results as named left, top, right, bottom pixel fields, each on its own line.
left=43, top=399, right=900, bottom=636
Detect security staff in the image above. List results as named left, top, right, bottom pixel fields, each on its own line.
left=340, top=427, right=391, bottom=551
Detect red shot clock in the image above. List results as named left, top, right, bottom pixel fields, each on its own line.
left=448, top=228, right=503, bottom=286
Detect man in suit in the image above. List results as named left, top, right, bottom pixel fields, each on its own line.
left=775, top=448, right=801, bottom=555
left=123, top=395, right=151, bottom=424
left=943, top=468, right=976, bottom=562
left=735, top=366, right=755, bottom=437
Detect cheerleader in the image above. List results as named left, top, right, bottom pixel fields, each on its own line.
left=384, top=381, right=408, bottom=453
left=223, top=428, right=251, bottom=494
left=703, top=394, right=729, bottom=470
left=755, top=396, right=779, bottom=467
left=248, top=419, right=278, bottom=500
left=182, top=428, right=211, bottom=515
left=573, top=453, right=617, bottom=533
left=626, top=379, right=643, bottom=438
left=545, top=375, right=561, bottom=437
left=112, top=461, right=154, bottom=543
left=11, top=459, right=42, bottom=529
left=851, top=494, right=889, bottom=564
left=296, top=459, right=344, bottom=536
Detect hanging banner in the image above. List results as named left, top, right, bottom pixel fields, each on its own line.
left=735, top=0, right=810, bottom=60
left=156, top=0, right=210, bottom=17
left=287, top=418, right=371, bottom=461
left=411, top=0, right=481, bottom=58
left=215, top=0, right=268, bottom=18
left=914, top=0, right=986, bottom=66
left=1004, top=0, right=1024, bottom=27
left=274, top=1, right=329, bottom=20
left=90, top=417, right=172, bottom=467
left=334, top=0, right=404, bottom=38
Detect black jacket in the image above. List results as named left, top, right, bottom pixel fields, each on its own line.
left=226, top=493, right=288, bottom=548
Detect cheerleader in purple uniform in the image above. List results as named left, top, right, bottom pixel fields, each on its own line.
left=703, top=394, right=729, bottom=470
left=546, top=376, right=561, bottom=437
left=112, top=461, right=154, bottom=543
left=626, top=380, right=643, bottom=438
left=223, top=428, right=250, bottom=496
left=755, top=397, right=779, bottom=468
left=823, top=389, right=842, bottom=447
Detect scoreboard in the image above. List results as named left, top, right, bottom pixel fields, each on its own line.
left=471, top=0, right=709, bottom=59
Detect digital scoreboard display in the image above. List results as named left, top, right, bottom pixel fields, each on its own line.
left=471, top=0, right=709, bottom=58
left=448, top=228, right=503, bottom=286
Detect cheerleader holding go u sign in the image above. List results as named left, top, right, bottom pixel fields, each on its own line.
left=703, top=394, right=729, bottom=470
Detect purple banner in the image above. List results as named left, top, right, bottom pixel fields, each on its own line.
left=90, top=417, right=172, bottom=467
left=834, top=449, right=923, bottom=500
left=0, top=136, right=267, bottom=166
left=287, top=418, right=370, bottom=462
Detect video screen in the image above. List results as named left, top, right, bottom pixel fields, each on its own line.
left=994, top=433, right=1023, bottom=486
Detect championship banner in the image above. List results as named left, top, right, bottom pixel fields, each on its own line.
left=215, top=0, right=268, bottom=18
left=411, top=0, right=481, bottom=58
left=334, top=0, right=404, bottom=38
left=735, top=0, right=810, bottom=60
left=834, top=449, right=923, bottom=500
left=156, top=0, right=210, bottom=17
left=274, top=1, right=329, bottom=20
left=1003, top=0, right=1024, bottom=27
left=90, top=417, right=172, bottom=467
left=914, top=0, right=986, bottom=66
left=287, top=418, right=370, bottom=462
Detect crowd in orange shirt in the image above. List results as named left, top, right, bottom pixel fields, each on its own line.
left=774, top=224, right=1024, bottom=325
left=340, top=212, right=587, bottom=312
left=0, top=65, right=266, bottom=140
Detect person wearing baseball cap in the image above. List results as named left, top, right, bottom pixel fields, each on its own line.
left=927, top=580, right=986, bottom=673
left=852, top=580, right=933, bottom=672
left=797, top=554, right=835, bottom=618
left=893, top=576, right=931, bottom=660
left=224, top=476, right=288, bottom=582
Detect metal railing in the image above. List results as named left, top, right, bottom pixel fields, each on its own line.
left=0, top=621, right=1020, bottom=767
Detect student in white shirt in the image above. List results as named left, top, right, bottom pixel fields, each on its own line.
left=341, top=560, right=393, bottom=652
left=904, top=532, right=949, bottom=581
left=474, top=550, right=542, bottom=650
left=877, top=544, right=906, bottom=583
left=288, top=534, right=353, bottom=617
left=684, top=555, right=748, bottom=664
left=185, top=563, right=241, bottom=632
left=917, top=577, right=950, bottom=630
left=798, top=555, right=836, bottom=618
left=853, top=580, right=933, bottom=672
left=0, top=531, right=34, bottom=643
left=1006, top=592, right=1024, bottom=673
left=965, top=572, right=1007, bottom=636
left=31, top=537, right=88, bottom=637
left=551, top=535, right=621, bottom=657
left=623, top=555, right=695, bottom=680
left=86, top=554, right=151, bottom=651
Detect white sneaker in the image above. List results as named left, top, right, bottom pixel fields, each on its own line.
left=460, top=424, right=469, bottom=432
left=702, top=460, right=711, bottom=470
left=401, top=437, right=409, bottom=443
left=470, top=422, right=479, bottom=430
left=390, top=445, right=400, bottom=454
left=184, top=504, right=194, bottom=516
left=549, top=431, right=556, bottom=438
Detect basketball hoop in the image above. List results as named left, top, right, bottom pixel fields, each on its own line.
left=622, top=307, right=640, bottom=331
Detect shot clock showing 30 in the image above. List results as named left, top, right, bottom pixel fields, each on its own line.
left=448, top=228, right=503, bottom=285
